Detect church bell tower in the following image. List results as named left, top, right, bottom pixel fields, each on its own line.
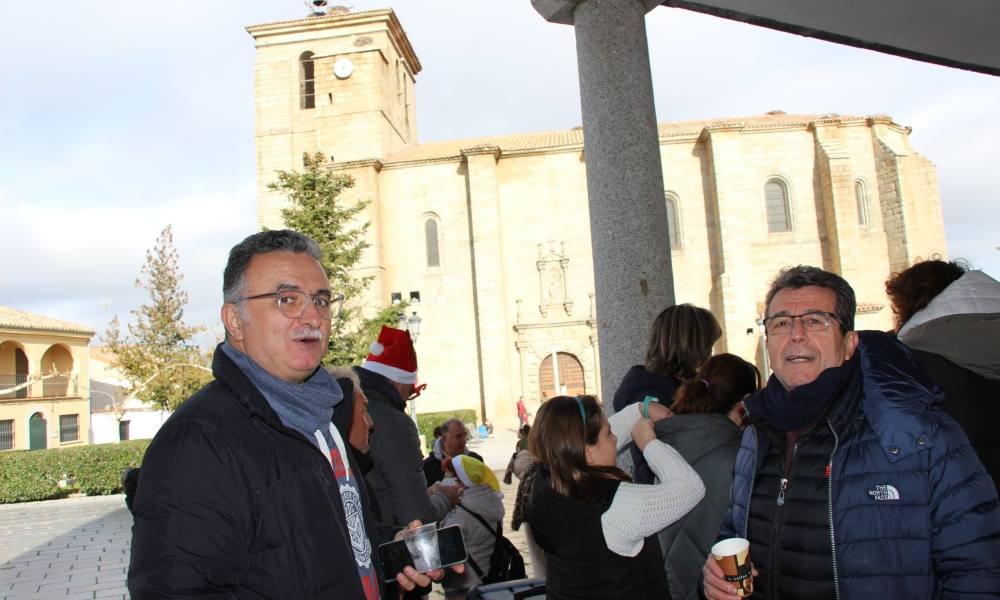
left=247, top=6, right=421, bottom=227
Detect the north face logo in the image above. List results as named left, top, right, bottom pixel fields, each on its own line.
left=868, top=484, right=900, bottom=501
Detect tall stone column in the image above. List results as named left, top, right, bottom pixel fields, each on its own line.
left=533, top=0, right=674, bottom=407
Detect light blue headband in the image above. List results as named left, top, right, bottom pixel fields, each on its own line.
left=574, top=396, right=587, bottom=424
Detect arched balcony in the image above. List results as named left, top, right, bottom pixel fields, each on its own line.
left=40, top=344, right=74, bottom=397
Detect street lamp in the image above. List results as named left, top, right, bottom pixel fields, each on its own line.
left=397, top=307, right=423, bottom=425
left=405, top=311, right=421, bottom=343
left=756, top=317, right=770, bottom=376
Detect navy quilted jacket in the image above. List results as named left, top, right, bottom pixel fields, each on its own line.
left=720, top=331, right=1000, bottom=599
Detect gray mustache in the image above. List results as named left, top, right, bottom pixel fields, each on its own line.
left=292, top=329, right=323, bottom=341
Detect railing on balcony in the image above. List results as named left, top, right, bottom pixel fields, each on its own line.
left=0, top=374, right=29, bottom=399
left=0, top=374, right=78, bottom=400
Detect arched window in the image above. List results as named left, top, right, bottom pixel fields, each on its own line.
left=300, top=51, right=316, bottom=110
left=665, top=192, right=681, bottom=249
left=765, top=178, right=792, bottom=233
left=424, top=217, right=440, bottom=268
left=855, top=179, right=871, bottom=226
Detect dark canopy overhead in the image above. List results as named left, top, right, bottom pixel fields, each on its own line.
left=662, top=0, right=1000, bottom=77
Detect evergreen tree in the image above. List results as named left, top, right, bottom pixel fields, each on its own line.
left=105, top=225, right=212, bottom=410
left=269, top=152, right=404, bottom=365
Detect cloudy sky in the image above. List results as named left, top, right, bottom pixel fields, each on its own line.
left=1, top=1, right=997, bottom=343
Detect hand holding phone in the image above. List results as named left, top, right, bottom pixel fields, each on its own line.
left=378, top=523, right=467, bottom=582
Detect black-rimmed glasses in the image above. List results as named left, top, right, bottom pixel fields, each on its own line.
left=235, top=289, right=345, bottom=320
left=762, top=311, right=841, bottom=335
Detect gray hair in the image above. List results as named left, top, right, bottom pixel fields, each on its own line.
left=222, top=230, right=324, bottom=305
left=328, top=365, right=360, bottom=388
left=764, top=265, right=856, bottom=331
left=440, top=418, right=464, bottom=437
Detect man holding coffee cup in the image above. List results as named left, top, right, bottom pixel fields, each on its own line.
left=703, top=266, right=1000, bottom=599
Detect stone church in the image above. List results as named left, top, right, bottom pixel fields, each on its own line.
left=246, top=7, right=947, bottom=423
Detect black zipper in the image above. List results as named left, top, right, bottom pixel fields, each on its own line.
left=776, top=440, right=799, bottom=507
left=769, top=438, right=799, bottom=595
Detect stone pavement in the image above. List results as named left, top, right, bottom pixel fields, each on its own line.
left=0, top=426, right=536, bottom=600
left=0, top=495, right=130, bottom=599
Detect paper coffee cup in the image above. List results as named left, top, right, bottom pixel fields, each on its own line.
left=711, top=537, right=753, bottom=597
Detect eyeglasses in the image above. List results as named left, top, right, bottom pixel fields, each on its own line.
left=235, top=289, right=345, bottom=320
left=763, top=311, right=841, bottom=335
left=408, top=383, right=427, bottom=400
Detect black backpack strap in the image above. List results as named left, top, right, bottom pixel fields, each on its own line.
left=458, top=504, right=500, bottom=538
left=465, top=554, right=485, bottom=579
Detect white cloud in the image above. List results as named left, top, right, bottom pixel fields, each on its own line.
left=1, top=0, right=997, bottom=337
left=0, top=187, right=256, bottom=337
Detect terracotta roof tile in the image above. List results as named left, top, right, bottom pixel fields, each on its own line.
left=0, top=305, right=95, bottom=336
left=381, top=112, right=873, bottom=165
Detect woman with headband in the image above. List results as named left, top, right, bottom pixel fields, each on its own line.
left=526, top=395, right=705, bottom=600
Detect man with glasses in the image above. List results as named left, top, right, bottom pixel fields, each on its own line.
left=422, top=417, right=484, bottom=485
left=703, top=265, right=1000, bottom=599
left=356, top=325, right=461, bottom=529
left=129, top=230, right=443, bottom=599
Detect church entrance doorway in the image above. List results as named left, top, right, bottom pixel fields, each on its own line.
left=539, top=352, right=585, bottom=401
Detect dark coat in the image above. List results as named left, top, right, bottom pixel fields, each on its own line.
left=612, top=365, right=680, bottom=412
left=909, top=349, right=1000, bottom=495
left=613, top=365, right=681, bottom=484
left=529, top=469, right=669, bottom=600
left=356, top=366, right=450, bottom=527
left=654, top=413, right=741, bottom=600
left=896, top=269, right=1000, bottom=494
left=720, top=331, right=1000, bottom=599
left=128, top=347, right=375, bottom=599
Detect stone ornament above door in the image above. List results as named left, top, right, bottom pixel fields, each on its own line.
left=537, top=240, right=572, bottom=317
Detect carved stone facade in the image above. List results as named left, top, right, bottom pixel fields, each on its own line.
left=536, top=241, right=573, bottom=317
left=248, top=9, right=947, bottom=425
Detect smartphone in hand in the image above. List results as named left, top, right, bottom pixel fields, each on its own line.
left=378, top=524, right=467, bottom=582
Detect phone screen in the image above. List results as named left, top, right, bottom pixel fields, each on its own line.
left=378, top=524, right=468, bottom=582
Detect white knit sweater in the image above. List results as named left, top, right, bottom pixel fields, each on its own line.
left=602, top=403, right=706, bottom=556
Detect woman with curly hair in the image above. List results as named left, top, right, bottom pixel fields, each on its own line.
left=527, top=395, right=705, bottom=600
left=886, top=258, right=1000, bottom=493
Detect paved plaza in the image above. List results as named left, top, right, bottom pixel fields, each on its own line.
left=0, top=426, right=535, bottom=599
left=0, top=495, right=131, bottom=599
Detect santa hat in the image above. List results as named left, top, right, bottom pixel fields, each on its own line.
left=361, top=325, right=418, bottom=384
left=453, top=455, right=500, bottom=492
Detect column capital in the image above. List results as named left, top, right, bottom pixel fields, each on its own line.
left=532, top=0, right=662, bottom=25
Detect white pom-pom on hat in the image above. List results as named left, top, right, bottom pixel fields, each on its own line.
left=370, top=341, right=384, bottom=356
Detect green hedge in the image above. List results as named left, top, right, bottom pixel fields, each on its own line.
left=0, top=440, right=150, bottom=504
left=417, top=409, right=478, bottom=453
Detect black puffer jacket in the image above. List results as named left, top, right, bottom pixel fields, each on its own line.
left=722, top=332, right=1000, bottom=599
left=128, top=347, right=376, bottom=599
